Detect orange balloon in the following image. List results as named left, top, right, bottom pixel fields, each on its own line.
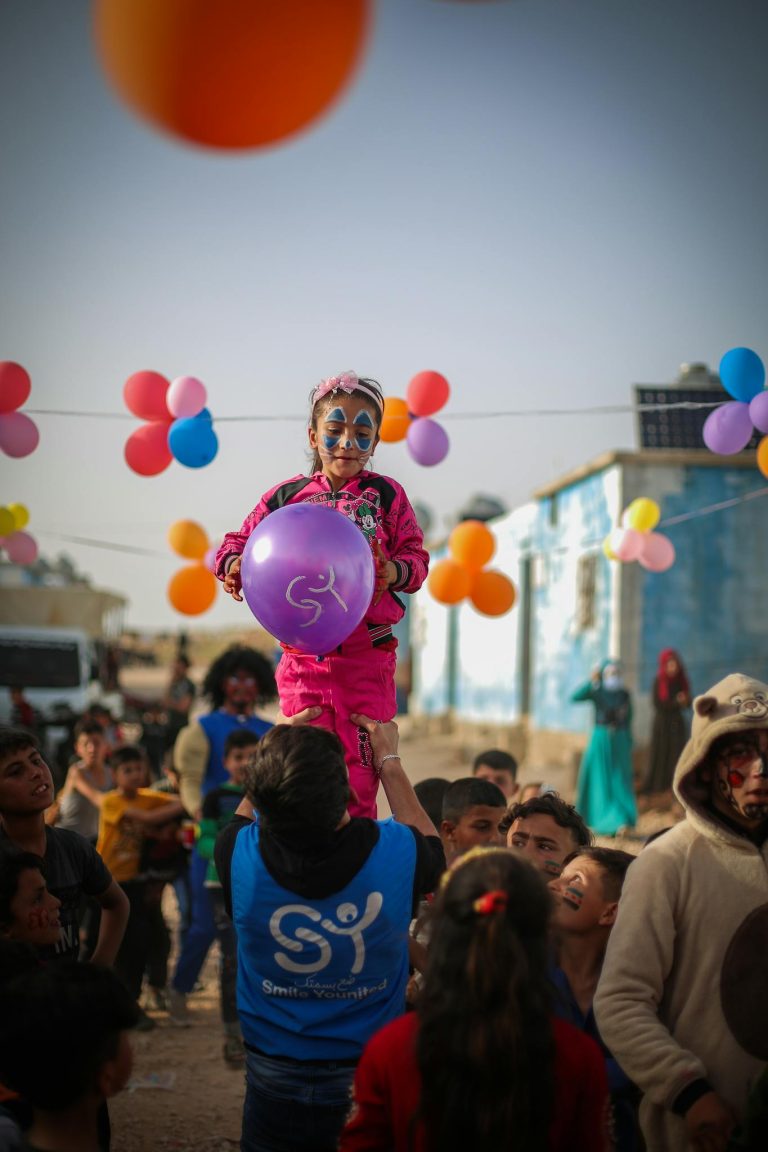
left=168, top=519, right=209, bottom=560
left=757, top=436, right=768, bottom=479
left=427, top=558, right=472, bottom=606
left=448, top=520, right=495, bottom=572
left=94, top=0, right=372, bottom=150
left=469, top=570, right=516, bottom=617
left=168, top=563, right=217, bottom=615
left=379, top=397, right=410, bottom=443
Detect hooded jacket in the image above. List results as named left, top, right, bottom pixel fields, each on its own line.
left=594, top=673, right=768, bottom=1152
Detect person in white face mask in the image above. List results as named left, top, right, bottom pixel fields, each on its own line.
left=572, top=661, right=637, bottom=837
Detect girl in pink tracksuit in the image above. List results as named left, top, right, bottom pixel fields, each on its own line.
left=215, top=372, right=429, bottom=817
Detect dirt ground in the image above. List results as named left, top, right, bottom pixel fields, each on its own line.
left=110, top=670, right=680, bottom=1151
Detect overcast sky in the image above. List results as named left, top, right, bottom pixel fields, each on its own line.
left=2, top=0, right=767, bottom=631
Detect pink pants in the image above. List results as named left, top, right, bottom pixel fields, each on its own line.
left=275, top=637, right=397, bottom=818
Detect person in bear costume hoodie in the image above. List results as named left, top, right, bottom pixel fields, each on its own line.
left=594, top=672, right=768, bottom=1152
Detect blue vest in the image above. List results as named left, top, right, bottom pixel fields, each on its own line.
left=198, top=711, right=272, bottom=796
left=232, top=818, right=416, bottom=1060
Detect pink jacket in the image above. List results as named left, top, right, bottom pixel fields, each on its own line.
left=215, top=471, right=429, bottom=628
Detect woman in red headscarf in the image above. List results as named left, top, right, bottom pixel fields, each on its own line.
left=644, top=649, right=691, bottom=795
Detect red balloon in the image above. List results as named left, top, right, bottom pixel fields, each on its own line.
left=406, top=371, right=450, bottom=418
left=123, top=370, right=171, bottom=421
left=0, top=362, right=32, bottom=413
left=124, top=421, right=173, bottom=476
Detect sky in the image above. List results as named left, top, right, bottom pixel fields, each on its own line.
left=1, top=0, right=767, bottom=632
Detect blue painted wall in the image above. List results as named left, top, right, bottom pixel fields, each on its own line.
left=412, top=454, right=768, bottom=743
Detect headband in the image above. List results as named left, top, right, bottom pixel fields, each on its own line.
left=312, top=371, right=383, bottom=414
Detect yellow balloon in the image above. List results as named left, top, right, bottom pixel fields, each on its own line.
left=0, top=507, right=15, bottom=537
left=7, top=503, right=29, bottom=530
left=624, top=498, right=660, bottom=534
left=602, top=535, right=619, bottom=561
left=168, top=519, right=209, bottom=560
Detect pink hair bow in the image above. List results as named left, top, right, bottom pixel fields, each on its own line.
left=312, top=371, right=359, bottom=404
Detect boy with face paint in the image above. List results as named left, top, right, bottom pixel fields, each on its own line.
left=594, top=674, right=768, bottom=1152
left=549, top=847, right=638, bottom=1152
left=215, top=372, right=429, bottom=819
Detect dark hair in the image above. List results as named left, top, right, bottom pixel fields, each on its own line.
left=441, top=778, right=507, bottom=825
left=0, top=724, right=40, bottom=758
left=0, top=936, right=40, bottom=984
left=643, top=825, right=673, bottom=848
left=414, top=778, right=451, bottom=829
left=74, top=719, right=106, bottom=741
left=307, top=376, right=384, bottom=474
left=110, top=744, right=146, bottom=771
left=201, top=646, right=278, bottom=709
left=417, top=851, right=554, bottom=1150
left=561, top=845, right=634, bottom=902
left=224, top=728, right=263, bottom=757
left=0, top=846, right=46, bottom=929
left=472, top=749, right=518, bottom=780
left=0, top=962, right=139, bottom=1109
left=499, top=793, right=593, bottom=847
left=246, top=725, right=349, bottom=842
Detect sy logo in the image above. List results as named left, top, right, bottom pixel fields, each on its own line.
left=269, top=893, right=383, bottom=974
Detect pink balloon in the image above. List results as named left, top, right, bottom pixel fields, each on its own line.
left=608, top=527, right=644, bottom=562
left=203, top=545, right=219, bottom=572
left=406, top=418, right=449, bottom=466
left=638, top=532, right=675, bottom=573
left=123, top=370, right=171, bottom=421
left=124, top=421, right=173, bottom=476
left=0, top=362, right=31, bottom=413
left=167, top=376, right=208, bottom=419
left=0, top=411, right=40, bottom=457
left=4, top=530, right=38, bottom=564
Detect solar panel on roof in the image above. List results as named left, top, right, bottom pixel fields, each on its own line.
left=634, top=386, right=760, bottom=451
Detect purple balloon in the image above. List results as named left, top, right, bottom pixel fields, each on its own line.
left=749, top=391, right=768, bottom=435
left=240, top=504, right=376, bottom=654
left=702, top=401, right=753, bottom=455
left=0, top=411, right=40, bottom=458
left=406, top=417, right=449, bottom=466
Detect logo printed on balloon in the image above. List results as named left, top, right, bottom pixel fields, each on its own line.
left=286, top=569, right=348, bottom=627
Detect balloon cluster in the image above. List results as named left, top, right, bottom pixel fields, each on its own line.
left=167, top=519, right=219, bottom=615
left=0, top=503, right=37, bottom=565
left=428, top=520, right=516, bottom=616
left=124, top=371, right=218, bottom=476
left=380, top=371, right=451, bottom=466
left=603, top=498, right=675, bottom=573
left=703, top=348, right=768, bottom=467
left=0, top=363, right=40, bottom=459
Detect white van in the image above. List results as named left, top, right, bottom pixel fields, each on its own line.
left=0, top=626, right=97, bottom=727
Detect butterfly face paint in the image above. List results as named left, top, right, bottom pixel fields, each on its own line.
left=312, top=395, right=380, bottom=486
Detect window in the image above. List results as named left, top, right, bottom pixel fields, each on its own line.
left=575, top=554, right=598, bottom=632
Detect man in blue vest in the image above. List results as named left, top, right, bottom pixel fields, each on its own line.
left=169, top=645, right=277, bottom=1024
left=215, top=714, right=444, bottom=1152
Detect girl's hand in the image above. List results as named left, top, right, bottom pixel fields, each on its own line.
left=223, top=556, right=243, bottom=602
left=372, top=542, right=397, bottom=606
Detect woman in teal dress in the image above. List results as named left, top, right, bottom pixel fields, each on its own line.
left=573, top=660, right=636, bottom=836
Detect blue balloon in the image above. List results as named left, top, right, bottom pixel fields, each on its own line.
left=719, top=347, right=765, bottom=403
left=168, top=407, right=218, bottom=469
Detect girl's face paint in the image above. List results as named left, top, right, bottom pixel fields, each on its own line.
left=7, top=868, right=62, bottom=947
left=309, top=396, right=380, bottom=489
